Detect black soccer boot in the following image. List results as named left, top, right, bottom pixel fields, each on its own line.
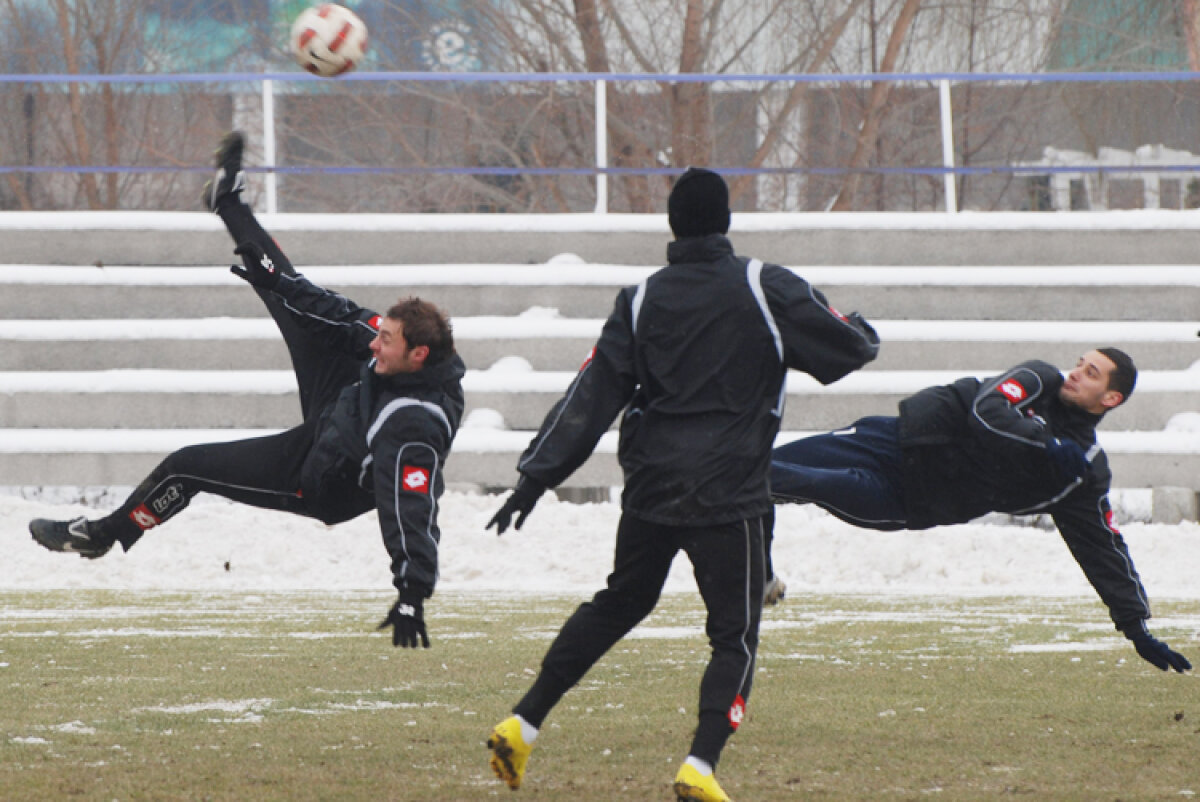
left=29, top=516, right=115, bottom=559
left=201, top=131, right=246, bottom=212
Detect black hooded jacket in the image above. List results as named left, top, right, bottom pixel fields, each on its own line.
left=516, top=235, right=880, bottom=526
left=273, top=273, right=465, bottom=598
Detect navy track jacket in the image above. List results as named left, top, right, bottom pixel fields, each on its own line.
left=897, top=360, right=1151, bottom=629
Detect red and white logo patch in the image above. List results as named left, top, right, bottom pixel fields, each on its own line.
left=997, top=379, right=1028, bottom=404
left=368, top=314, right=382, bottom=331
left=129, top=504, right=161, bottom=531
left=580, top=346, right=596, bottom=371
left=727, top=694, right=746, bottom=730
left=1104, top=507, right=1121, bottom=534
left=402, top=466, right=431, bottom=494
left=828, top=305, right=849, bottom=322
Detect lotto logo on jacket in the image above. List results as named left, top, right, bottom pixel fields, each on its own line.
left=997, top=379, right=1028, bottom=404
left=402, top=466, right=430, bottom=494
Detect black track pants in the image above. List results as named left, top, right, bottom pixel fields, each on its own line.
left=103, top=424, right=315, bottom=547
left=513, top=513, right=765, bottom=768
left=100, top=199, right=364, bottom=547
left=217, top=198, right=360, bottom=419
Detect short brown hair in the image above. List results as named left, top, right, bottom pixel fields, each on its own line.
left=387, top=297, right=454, bottom=366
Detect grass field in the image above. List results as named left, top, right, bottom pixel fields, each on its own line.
left=1, top=590, right=1197, bottom=801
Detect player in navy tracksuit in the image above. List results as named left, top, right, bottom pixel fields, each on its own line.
left=30, top=133, right=463, bottom=648
left=770, top=350, right=1190, bottom=674
left=483, top=168, right=880, bottom=802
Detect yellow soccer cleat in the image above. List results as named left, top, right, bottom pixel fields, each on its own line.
left=674, top=762, right=732, bottom=802
left=487, top=716, right=533, bottom=790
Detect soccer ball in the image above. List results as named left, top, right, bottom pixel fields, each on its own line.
left=290, top=4, right=369, bottom=78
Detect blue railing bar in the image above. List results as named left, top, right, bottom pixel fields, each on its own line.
left=3, top=70, right=1200, bottom=85
left=6, top=164, right=1200, bottom=177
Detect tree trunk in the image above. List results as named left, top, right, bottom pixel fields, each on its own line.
left=668, top=0, right=713, bottom=169
left=830, top=0, right=924, bottom=211
left=728, top=0, right=869, bottom=205
left=573, top=0, right=656, bottom=211
left=53, top=0, right=102, bottom=210
left=1183, top=0, right=1200, bottom=70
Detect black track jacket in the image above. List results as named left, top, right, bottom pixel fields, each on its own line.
left=273, top=273, right=465, bottom=598
left=516, top=234, right=880, bottom=526
left=897, top=360, right=1151, bottom=629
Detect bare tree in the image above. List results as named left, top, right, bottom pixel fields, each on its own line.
left=458, top=0, right=887, bottom=212
left=0, top=0, right=242, bottom=211
left=1179, top=0, right=1200, bottom=68
left=4, top=0, right=1197, bottom=213
left=829, top=0, right=921, bottom=210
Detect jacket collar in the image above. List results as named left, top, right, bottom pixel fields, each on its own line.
left=367, top=352, right=465, bottom=391
left=666, top=234, right=735, bottom=264
left=1051, top=394, right=1104, bottom=442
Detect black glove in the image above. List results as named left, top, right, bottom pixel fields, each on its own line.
left=378, top=590, right=430, bottom=648
left=1046, top=437, right=1088, bottom=481
left=1122, top=622, right=1191, bottom=673
left=486, top=476, right=547, bottom=535
left=230, top=241, right=280, bottom=289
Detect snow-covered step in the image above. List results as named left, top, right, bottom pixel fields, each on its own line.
left=1, top=427, right=1197, bottom=491
left=4, top=209, right=1200, bottom=268
left=0, top=314, right=602, bottom=371
left=7, top=367, right=1199, bottom=394
left=2, top=368, right=1199, bottom=431
left=0, top=317, right=1195, bottom=372
left=3, top=264, right=1198, bottom=320
left=3, top=317, right=1198, bottom=341
left=9, top=426, right=1199, bottom=456
left=0, top=264, right=645, bottom=320
left=9, top=263, right=1200, bottom=287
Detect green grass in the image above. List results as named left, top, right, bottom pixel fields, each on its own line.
left=0, top=591, right=1197, bottom=801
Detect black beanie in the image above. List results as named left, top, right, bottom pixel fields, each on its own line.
left=668, top=167, right=730, bottom=239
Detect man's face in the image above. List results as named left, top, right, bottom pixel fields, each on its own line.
left=370, top=317, right=427, bottom=376
left=1059, top=350, right=1123, bottom=414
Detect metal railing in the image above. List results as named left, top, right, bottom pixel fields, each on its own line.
left=4, top=69, right=1200, bottom=214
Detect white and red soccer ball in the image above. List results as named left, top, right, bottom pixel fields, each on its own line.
left=290, top=4, right=369, bottom=78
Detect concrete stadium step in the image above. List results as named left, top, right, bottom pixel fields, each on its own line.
left=3, top=368, right=1198, bottom=431
left=2, top=428, right=1197, bottom=493
left=5, top=209, right=1200, bottom=269
left=0, top=315, right=600, bottom=373
left=0, top=427, right=613, bottom=489
left=1, top=318, right=1196, bottom=372
left=0, top=265, right=641, bottom=320
left=469, top=368, right=1195, bottom=432
left=4, top=264, right=1200, bottom=321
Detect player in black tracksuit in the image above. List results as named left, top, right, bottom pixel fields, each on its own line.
left=483, top=168, right=880, bottom=801
left=29, top=133, right=463, bottom=648
left=770, top=350, right=1191, bottom=673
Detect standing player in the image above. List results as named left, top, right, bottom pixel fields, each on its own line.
left=483, top=168, right=880, bottom=801
left=29, top=133, right=464, bottom=649
left=770, top=350, right=1190, bottom=673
